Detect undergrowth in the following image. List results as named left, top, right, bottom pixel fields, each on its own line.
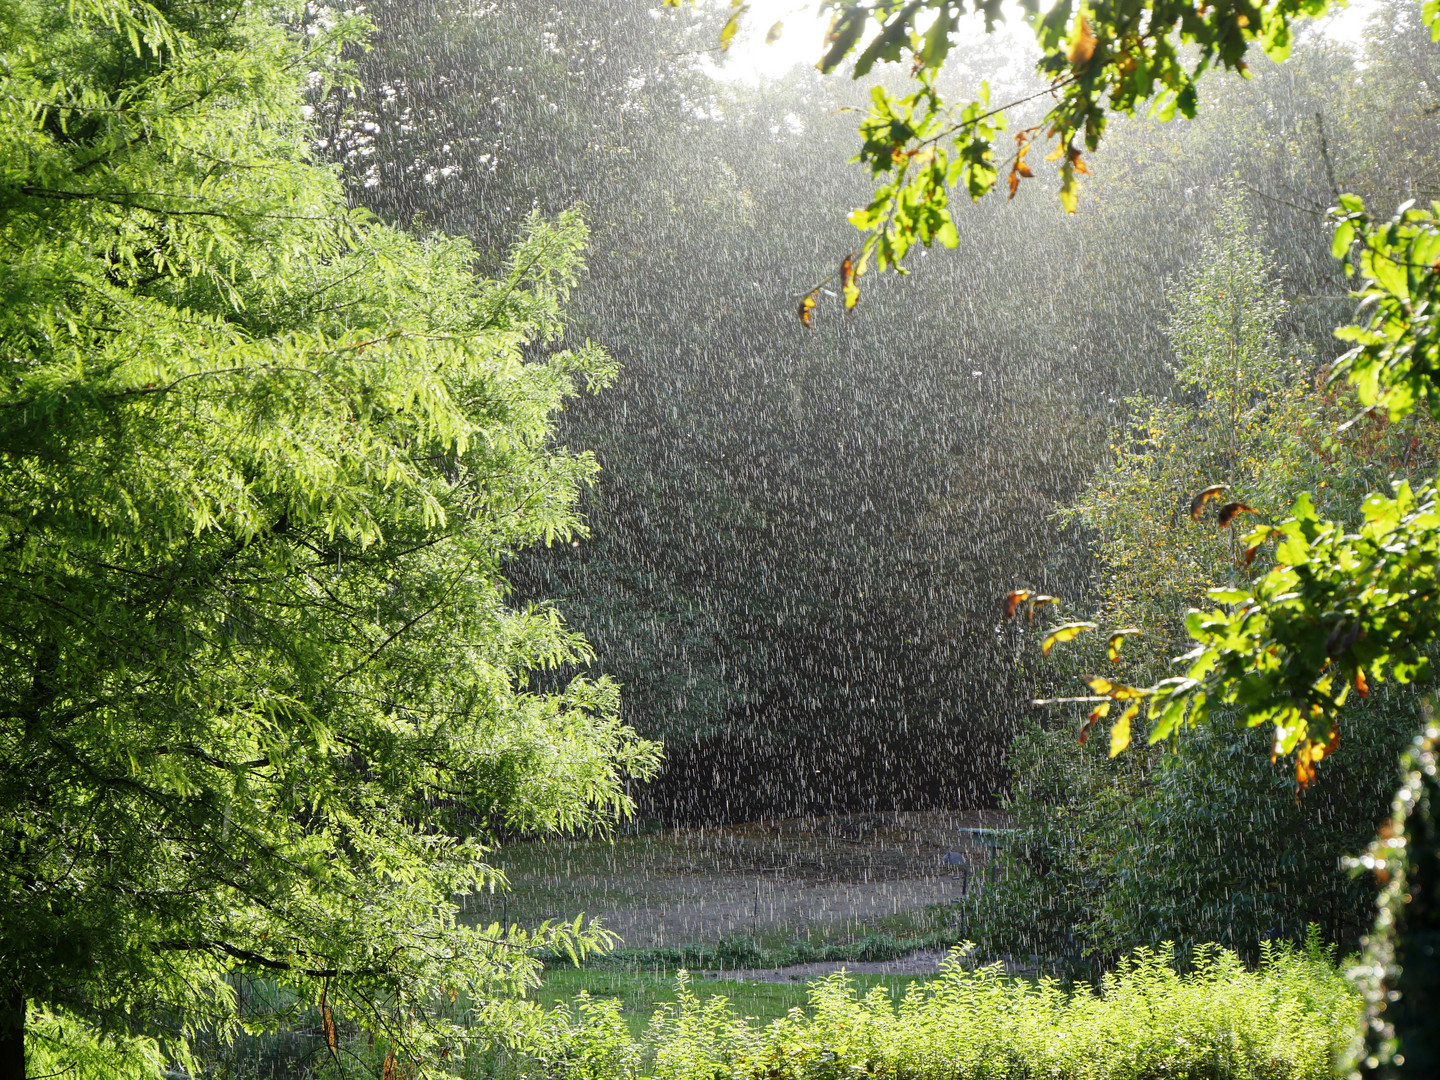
left=486, top=937, right=1358, bottom=1080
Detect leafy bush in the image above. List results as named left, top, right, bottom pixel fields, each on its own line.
left=959, top=709, right=1413, bottom=977
left=502, top=940, right=1358, bottom=1080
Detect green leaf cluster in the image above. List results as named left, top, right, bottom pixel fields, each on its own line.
left=787, top=0, right=1351, bottom=306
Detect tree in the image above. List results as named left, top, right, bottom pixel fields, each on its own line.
left=962, top=203, right=1432, bottom=972
left=0, top=3, right=657, bottom=1077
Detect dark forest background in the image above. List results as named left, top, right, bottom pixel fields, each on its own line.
left=318, top=0, right=1439, bottom=822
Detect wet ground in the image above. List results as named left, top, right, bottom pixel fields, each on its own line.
left=462, top=810, right=1010, bottom=948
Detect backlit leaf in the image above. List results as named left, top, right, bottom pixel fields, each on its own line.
left=1025, top=594, right=1058, bottom=623
left=840, top=253, right=860, bottom=309
left=720, top=2, right=749, bottom=52
left=1106, top=628, right=1141, bottom=662
left=1078, top=700, right=1109, bottom=745
left=1086, top=675, right=1145, bottom=699
left=1003, top=589, right=1031, bottom=618
left=321, top=989, right=337, bottom=1054
left=1189, top=484, right=1229, bottom=520
left=1217, top=501, right=1257, bottom=528
left=1042, top=621, right=1096, bottom=656
left=798, top=290, right=817, bottom=328
left=1109, top=702, right=1138, bottom=757
left=765, top=20, right=783, bottom=44
left=1067, top=14, right=1097, bottom=65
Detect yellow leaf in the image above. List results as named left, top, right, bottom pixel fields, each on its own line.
left=1059, top=162, right=1079, bottom=214
left=766, top=20, right=783, bottom=44
left=797, top=290, right=817, bottom=328
left=1106, top=628, right=1141, bottom=663
left=1042, top=621, right=1097, bottom=656
left=1109, top=703, right=1138, bottom=757
left=720, top=3, right=749, bottom=51
left=1085, top=675, right=1145, bottom=699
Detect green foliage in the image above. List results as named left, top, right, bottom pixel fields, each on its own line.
left=967, top=203, right=1427, bottom=979
left=511, top=943, right=1357, bottom=1080
left=966, top=714, right=1411, bottom=973
left=1343, top=721, right=1440, bottom=1078
left=0, top=0, right=656, bottom=1074
left=675, top=0, right=1366, bottom=306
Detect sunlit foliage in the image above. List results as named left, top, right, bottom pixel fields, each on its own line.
left=0, top=1, right=657, bottom=1074
left=503, top=943, right=1355, bottom=1080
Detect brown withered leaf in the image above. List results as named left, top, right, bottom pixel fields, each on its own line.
left=1003, top=589, right=1032, bottom=619
left=320, top=988, right=338, bottom=1055
left=798, top=290, right=817, bottom=328
left=1042, top=621, right=1096, bottom=657
left=1067, top=14, right=1097, bottom=64
left=1216, top=501, right=1257, bottom=529
left=1067, top=147, right=1091, bottom=175
left=1079, top=700, right=1110, bottom=745
left=1189, top=484, right=1229, bottom=520
left=1105, top=628, right=1141, bottom=663
left=1007, top=135, right=1035, bottom=200
left=840, top=254, right=860, bottom=309
left=382, top=1049, right=398, bottom=1080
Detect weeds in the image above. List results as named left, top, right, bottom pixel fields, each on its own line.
left=503, top=938, right=1358, bottom=1080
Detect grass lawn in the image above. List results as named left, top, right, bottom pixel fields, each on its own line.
left=532, top=967, right=938, bottom=1037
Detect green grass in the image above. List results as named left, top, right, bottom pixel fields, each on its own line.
left=535, top=903, right=965, bottom=974
left=532, top=968, right=938, bottom=1038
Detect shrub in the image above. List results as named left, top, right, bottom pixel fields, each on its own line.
left=507, top=939, right=1359, bottom=1080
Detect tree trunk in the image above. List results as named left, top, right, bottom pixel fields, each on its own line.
left=0, top=990, right=24, bottom=1080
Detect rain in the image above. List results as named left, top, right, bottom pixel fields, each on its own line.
left=7, top=0, right=1440, bottom=1074
left=313, top=0, right=1435, bottom=984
